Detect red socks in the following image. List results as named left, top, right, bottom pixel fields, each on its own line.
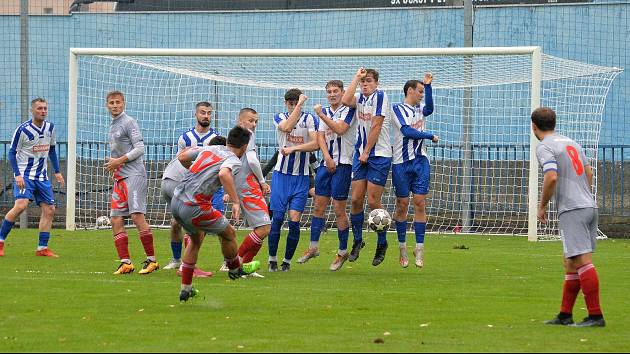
left=560, top=272, right=580, bottom=314
left=577, top=263, right=602, bottom=316
left=139, top=229, right=155, bottom=258
left=238, top=231, right=263, bottom=263
left=181, top=262, right=195, bottom=286
left=113, top=232, right=130, bottom=260
left=225, top=255, right=241, bottom=270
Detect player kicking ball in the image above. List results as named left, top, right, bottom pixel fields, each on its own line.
left=171, top=126, right=260, bottom=301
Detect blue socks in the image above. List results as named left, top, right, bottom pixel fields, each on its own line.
left=338, top=227, right=349, bottom=251
left=0, top=219, right=15, bottom=241
left=377, top=231, right=388, bottom=246
left=38, top=231, right=50, bottom=248
left=350, top=213, right=364, bottom=242
left=268, top=211, right=285, bottom=258
left=396, top=220, right=407, bottom=243
left=310, top=217, right=324, bottom=243
left=284, top=220, right=301, bottom=261
left=414, top=221, right=426, bottom=244
left=171, top=241, right=183, bottom=260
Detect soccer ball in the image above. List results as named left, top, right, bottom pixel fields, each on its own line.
left=368, top=209, right=391, bottom=232
left=96, top=215, right=111, bottom=228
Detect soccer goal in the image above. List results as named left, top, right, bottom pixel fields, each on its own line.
left=67, top=47, right=621, bottom=241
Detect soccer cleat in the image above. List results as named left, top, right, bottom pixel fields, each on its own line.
left=179, top=287, right=199, bottom=302
left=348, top=240, right=365, bottom=262
left=268, top=260, right=278, bottom=272
left=573, top=316, right=606, bottom=327
left=0, top=242, right=4, bottom=257
left=544, top=315, right=574, bottom=325
left=176, top=265, right=213, bottom=278
left=228, top=260, right=261, bottom=280
left=296, top=247, right=320, bottom=264
left=399, top=246, right=409, bottom=268
left=329, top=253, right=349, bottom=271
left=35, top=248, right=59, bottom=258
left=113, top=262, right=135, bottom=275
left=138, top=259, right=159, bottom=274
left=372, top=244, right=388, bottom=266
left=243, top=272, right=265, bottom=278
left=218, top=261, right=229, bottom=272
left=281, top=261, right=291, bottom=272
left=413, top=245, right=424, bottom=268
left=163, top=258, right=182, bottom=270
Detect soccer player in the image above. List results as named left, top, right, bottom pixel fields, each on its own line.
left=232, top=108, right=272, bottom=270
left=160, top=136, right=226, bottom=278
left=267, top=89, right=319, bottom=272
left=105, top=90, right=158, bottom=275
left=391, top=73, right=439, bottom=268
left=0, top=98, right=64, bottom=257
left=171, top=126, right=259, bottom=301
left=533, top=107, right=605, bottom=327
left=341, top=67, right=393, bottom=266
left=162, top=102, right=221, bottom=276
left=295, top=80, right=357, bottom=271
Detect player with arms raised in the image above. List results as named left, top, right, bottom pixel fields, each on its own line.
left=391, top=74, right=438, bottom=268
left=533, top=107, right=605, bottom=327
left=296, top=80, right=357, bottom=271
left=341, top=67, right=393, bottom=266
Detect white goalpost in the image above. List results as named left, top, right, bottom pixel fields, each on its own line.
left=67, top=47, right=621, bottom=241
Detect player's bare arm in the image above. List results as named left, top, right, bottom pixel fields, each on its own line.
left=317, top=130, right=336, bottom=173
left=313, top=104, right=351, bottom=135
left=537, top=170, right=558, bottom=222
left=585, top=164, right=594, bottom=187
left=14, top=175, right=25, bottom=190
left=218, top=167, right=240, bottom=221
left=278, top=94, right=308, bottom=133
left=177, top=147, right=201, bottom=169
left=281, top=131, right=319, bottom=156
left=341, top=67, right=366, bottom=108
left=359, top=115, right=384, bottom=163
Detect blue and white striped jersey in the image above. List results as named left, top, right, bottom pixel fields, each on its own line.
left=177, top=127, right=220, bottom=153
left=392, top=102, right=428, bottom=164
left=9, top=120, right=56, bottom=181
left=355, top=90, right=392, bottom=158
left=319, top=105, right=357, bottom=166
left=273, top=111, right=319, bottom=176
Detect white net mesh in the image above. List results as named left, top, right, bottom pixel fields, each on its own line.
left=71, top=50, right=621, bottom=239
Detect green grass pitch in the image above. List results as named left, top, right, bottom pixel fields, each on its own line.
left=1, top=229, right=629, bottom=352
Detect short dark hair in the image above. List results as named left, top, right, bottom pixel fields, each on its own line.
left=208, top=136, right=227, bottom=146
left=403, top=80, right=422, bottom=97
left=531, top=107, right=556, bottom=132
left=30, top=97, right=47, bottom=106
left=227, top=125, right=251, bottom=148
left=365, top=68, right=379, bottom=82
left=106, top=90, right=125, bottom=101
left=239, top=107, right=257, bottom=116
left=325, top=80, right=344, bottom=90
left=196, top=101, right=213, bottom=110
left=284, top=88, right=302, bottom=102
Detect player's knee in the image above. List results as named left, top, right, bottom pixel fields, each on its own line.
left=219, top=226, right=236, bottom=241
left=413, top=198, right=426, bottom=210
left=43, top=204, right=56, bottom=217
left=14, top=199, right=29, bottom=212
left=256, top=224, right=271, bottom=238
left=367, top=197, right=381, bottom=210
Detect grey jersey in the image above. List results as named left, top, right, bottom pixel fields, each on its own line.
left=536, top=133, right=596, bottom=214
left=174, top=145, right=241, bottom=205
left=235, top=131, right=258, bottom=187
left=108, top=112, right=146, bottom=180
left=162, top=156, right=187, bottom=182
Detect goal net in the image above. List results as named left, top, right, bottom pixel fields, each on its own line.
left=67, top=48, right=621, bottom=241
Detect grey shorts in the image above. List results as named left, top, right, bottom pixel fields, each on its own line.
left=110, top=175, right=147, bottom=217
left=558, top=207, right=598, bottom=258
left=160, top=178, right=179, bottom=208
left=170, top=196, right=230, bottom=236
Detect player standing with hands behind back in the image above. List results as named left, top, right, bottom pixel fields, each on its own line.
left=533, top=107, right=605, bottom=327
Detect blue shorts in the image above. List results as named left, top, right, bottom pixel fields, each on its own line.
left=269, top=171, right=310, bottom=213
left=315, top=164, right=352, bottom=201
left=351, top=153, right=392, bottom=187
left=212, top=187, right=225, bottom=213
left=392, top=156, right=430, bottom=197
left=13, top=178, right=55, bottom=206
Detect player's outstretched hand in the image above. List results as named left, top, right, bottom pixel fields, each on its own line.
left=231, top=203, right=241, bottom=222
left=423, top=72, right=433, bottom=85
left=356, top=67, right=367, bottom=79
left=313, top=104, right=323, bottom=115
left=54, top=173, right=65, bottom=188
left=432, top=135, right=439, bottom=143
left=537, top=207, right=547, bottom=223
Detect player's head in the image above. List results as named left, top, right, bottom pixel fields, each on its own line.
left=531, top=107, right=556, bottom=141
left=403, top=80, right=425, bottom=104
left=30, top=98, right=48, bottom=121
left=238, top=107, right=258, bottom=131
left=227, top=125, right=251, bottom=158
left=106, top=90, right=125, bottom=118
left=284, top=88, right=302, bottom=113
left=360, top=68, right=379, bottom=96
left=195, top=101, right=213, bottom=128
left=208, top=136, right=227, bottom=146
left=325, top=80, right=344, bottom=107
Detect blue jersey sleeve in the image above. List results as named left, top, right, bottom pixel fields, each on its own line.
left=400, top=125, right=434, bottom=140
left=423, top=83, right=434, bottom=117
left=49, top=145, right=61, bottom=173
